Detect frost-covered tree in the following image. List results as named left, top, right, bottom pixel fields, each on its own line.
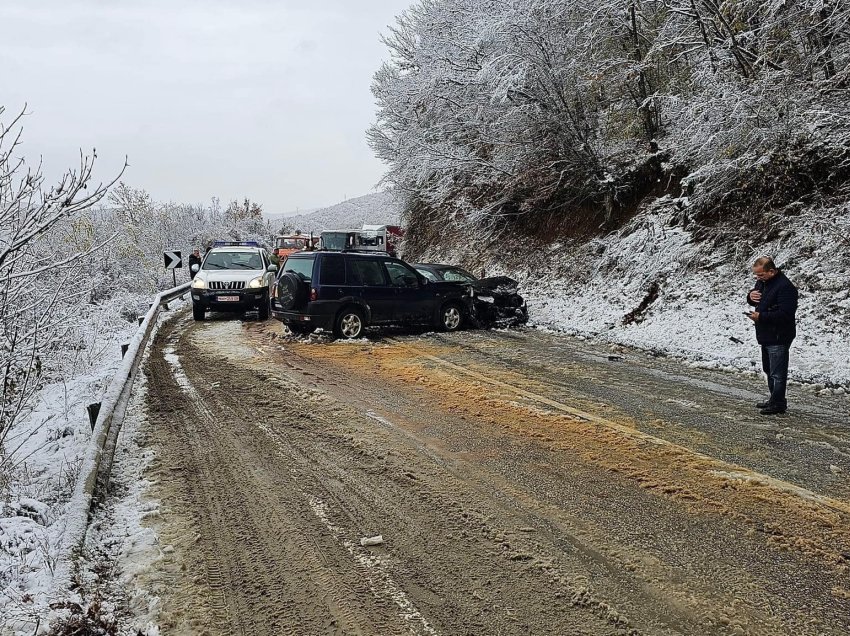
left=225, top=197, right=264, bottom=222
left=70, top=187, right=276, bottom=299
left=0, top=107, right=120, bottom=453
left=370, top=0, right=850, bottom=247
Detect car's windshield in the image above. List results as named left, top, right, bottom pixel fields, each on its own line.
left=283, top=255, right=315, bottom=281
left=203, top=251, right=263, bottom=270
left=278, top=238, right=306, bottom=249
left=441, top=267, right=476, bottom=283
left=415, top=268, right=439, bottom=282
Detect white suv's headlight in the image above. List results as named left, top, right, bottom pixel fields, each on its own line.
left=247, top=276, right=264, bottom=289
left=192, top=278, right=207, bottom=289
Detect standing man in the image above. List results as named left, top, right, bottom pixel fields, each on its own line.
left=188, top=247, right=202, bottom=279
left=746, top=256, right=799, bottom=415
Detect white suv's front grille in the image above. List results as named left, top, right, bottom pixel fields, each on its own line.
left=209, top=280, right=246, bottom=290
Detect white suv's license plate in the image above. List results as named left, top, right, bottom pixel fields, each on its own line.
left=216, top=295, right=240, bottom=302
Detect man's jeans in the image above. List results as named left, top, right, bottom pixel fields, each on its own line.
left=761, top=345, right=790, bottom=409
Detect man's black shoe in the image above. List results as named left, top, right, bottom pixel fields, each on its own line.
left=760, top=405, right=787, bottom=415
left=755, top=401, right=771, bottom=409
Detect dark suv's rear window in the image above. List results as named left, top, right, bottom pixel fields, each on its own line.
left=281, top=255, right=315, bottom=281
left=320, top=254, right=346, bottom=285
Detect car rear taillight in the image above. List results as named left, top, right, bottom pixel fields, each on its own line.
left=310, top=288, right=318, bottom=302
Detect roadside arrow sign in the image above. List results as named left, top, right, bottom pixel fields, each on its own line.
left=164, top=251, right=183, bottom=269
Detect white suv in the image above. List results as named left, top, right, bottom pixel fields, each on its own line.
left=190, top=243, right=277, bottom=321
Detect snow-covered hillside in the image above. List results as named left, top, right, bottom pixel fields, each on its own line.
left=276, top=191, right=402, bottom=233
left=419, top=198, right=850, bottom=390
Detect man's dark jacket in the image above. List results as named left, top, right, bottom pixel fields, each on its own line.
left=747, top=270, right=798, bottom=345
left=188, top=254, right=202, bottom=278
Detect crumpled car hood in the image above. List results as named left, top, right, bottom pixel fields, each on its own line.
left=471, top=276, right=520, bottom=295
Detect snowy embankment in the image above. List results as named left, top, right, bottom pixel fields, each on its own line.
left=527, top=205, right=850, bottom=390
left=0, top=295, right=155, bottom=634
left=433, top=200, right=850, bottom=390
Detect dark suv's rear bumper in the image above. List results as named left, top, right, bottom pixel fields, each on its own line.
left=270, top=299, right=336, bottom=330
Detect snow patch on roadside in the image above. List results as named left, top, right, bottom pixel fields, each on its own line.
left=78, top=366, right=164, bottom=636
left=0, top=340, right=132, bottom=633
left=1, top=298, right=185, bottom=634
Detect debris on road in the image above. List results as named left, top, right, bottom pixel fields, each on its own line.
left=360, top=535, right=385, bottom=547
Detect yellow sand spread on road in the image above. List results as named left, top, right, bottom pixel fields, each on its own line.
left=294, top=338, right=850, bottom=580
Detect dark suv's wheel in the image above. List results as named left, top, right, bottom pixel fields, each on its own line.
left=192, top=303, right=205, bottom=321
left=334, top=307, right=365, bottom=339
left=439, top=303, right=463, bottom=332
left=276, top=272, right=308, bottom=310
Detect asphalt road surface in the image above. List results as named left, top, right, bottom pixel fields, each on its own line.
left=131, top=312, right=850, bottom=635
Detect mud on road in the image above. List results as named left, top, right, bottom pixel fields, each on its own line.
left=133, top=313, right=850, bottom=635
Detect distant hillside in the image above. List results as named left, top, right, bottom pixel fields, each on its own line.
left=264, top=207, right=320, bottom=225
left=274, top=191, right=403, bottom=233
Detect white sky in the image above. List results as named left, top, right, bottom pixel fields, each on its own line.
left=0, top=1, right=411, bottom=212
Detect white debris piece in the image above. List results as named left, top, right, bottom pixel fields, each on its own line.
left=360, top=535, right=385, bottom=547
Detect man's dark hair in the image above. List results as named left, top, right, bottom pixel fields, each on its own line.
left=753, top=256, right=777, bottom=271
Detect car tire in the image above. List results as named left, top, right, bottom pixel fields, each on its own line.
left=334, top=307, right=365, bottom=339
left=439, top=303, right=463, bottom=332
left=277, top=272, right=308, bottom=310
left=257, top=295, right=270, bottom=321
left=192, top=304, right=205, bottom=321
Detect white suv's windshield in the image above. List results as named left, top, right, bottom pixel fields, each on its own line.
left=203, top=251, right=263, bottom=270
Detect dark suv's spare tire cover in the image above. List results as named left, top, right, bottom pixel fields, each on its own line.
left=277, top=272, right=308, bottom=310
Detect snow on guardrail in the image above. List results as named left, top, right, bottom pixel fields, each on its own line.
left=52, top=282, right=191, bottom=594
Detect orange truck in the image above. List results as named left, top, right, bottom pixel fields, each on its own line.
left=273, top=232, right=320, bottom=259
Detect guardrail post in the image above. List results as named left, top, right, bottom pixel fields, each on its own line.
left=137, top=316, right=144, bottom=326
left=86, top=403, right=101, bottom=431
left=162, top=302, right=170, bottom=310
left=120, top=343, right=130, bottom=357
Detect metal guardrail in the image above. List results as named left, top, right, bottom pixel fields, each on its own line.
left=53, top=282, right=191, bottom=594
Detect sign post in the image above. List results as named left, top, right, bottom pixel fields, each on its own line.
left=163, top=250, right=183, bottom=287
